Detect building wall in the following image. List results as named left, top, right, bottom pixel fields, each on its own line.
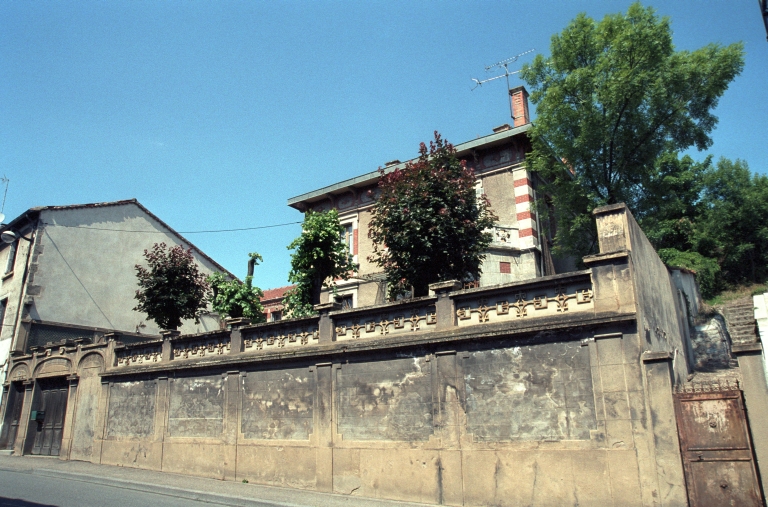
left=26, top=204, right=222, bottom=338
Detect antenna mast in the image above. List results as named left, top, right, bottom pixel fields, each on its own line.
left=0, top=176, right=8, bottom=214
left=471, top=49, right=535, bottom=119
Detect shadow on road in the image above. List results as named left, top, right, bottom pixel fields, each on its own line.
left=0, top=498, right=58, bottom=507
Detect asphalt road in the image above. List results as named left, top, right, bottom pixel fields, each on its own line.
left=0, top=468, right=290, bottom=507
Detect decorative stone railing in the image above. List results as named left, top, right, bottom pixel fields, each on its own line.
left=240, top=316, right=320, bottom=352
left=171, top=330, right=231, bottom=359
left=452, top=273, right=594, bottom=327
left=114, top=339, right=163, bottom=367
left=332, top=296, right=437, bottom=342
left=97, top=272, right=595, bottom=373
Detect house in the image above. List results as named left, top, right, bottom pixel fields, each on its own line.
left=287, top=86, right=567, bottom=308
left=260, top=285, right=295, bottom=322
left=0, top=199, right=231, bottom=410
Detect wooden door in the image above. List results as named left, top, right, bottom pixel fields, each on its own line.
left=31, top=379, right=68, bottom=456
left=0, top=383, right=24, bottom=450
left=674, top=381, right=764, bottom=507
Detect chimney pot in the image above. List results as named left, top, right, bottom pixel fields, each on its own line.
left=493, top=124, right=512, bottom=133
left=384, top=160, right=401, bottom=167
left=509, top=86, right=530, bottom=127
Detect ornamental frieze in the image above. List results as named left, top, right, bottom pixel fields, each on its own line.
left=335, top=306, right=437, bottom=341
left=116, top=346, right=162, bottom=366
left=243, top=328, right=319, bottom=351
left=173, top=338, right=230, bottom=359
left=456, top=286, right=593, bottom=326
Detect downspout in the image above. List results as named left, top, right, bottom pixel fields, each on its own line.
left=10, top=213, right=39, bottom=356
left=532, top=183, right=545, bottom=277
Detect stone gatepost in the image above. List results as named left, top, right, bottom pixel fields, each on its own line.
left=314, top=302, right=341, bottom=344
left=429, top=280, right=462, bottom=331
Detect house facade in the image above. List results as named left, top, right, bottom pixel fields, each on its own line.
left=287, top=87, right=568, bottom=309
left=0, top=199, right=230, bottom=421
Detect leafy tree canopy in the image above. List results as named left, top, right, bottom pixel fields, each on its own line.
left=134, top=242, right=211, bottom=331
left=368, top=131, right=497, bottom=298
left=284, top=209, right=357, bottom=317
left=208, top=252, right=265, bottom=322
left=520, top=2, right=744, bottom=258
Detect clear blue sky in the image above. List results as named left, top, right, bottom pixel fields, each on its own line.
left=2, top=1, right=766, bottom=289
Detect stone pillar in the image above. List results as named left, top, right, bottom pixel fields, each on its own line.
left=14, top=379, right=35, bottom=455
left=429, top=280, right=462, bottom=331
left=222, top=370, right=240, bottom=481
left=59, top=374, right=79, bottom=460
left=315, top=363, right=333, bottom=492
left=227, top=319, right=251, bottom=354
left=732, top=342, right=768, bottom=493
left=641, top=351, right=688, bottom=507
left=92, top=379, right=110, bottom=464
left=314, top=303, right=341, bottom=344
left=104, top=333, right=119, bottom=368
left=155, top=376, right=169, bottom=471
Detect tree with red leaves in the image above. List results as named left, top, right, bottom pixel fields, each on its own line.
left=134, top=243, right=211, bottom=331
left=368, top=132, right=497, bottom=298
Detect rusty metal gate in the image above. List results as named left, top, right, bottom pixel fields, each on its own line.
left=674, top=380, right=764, bottom=507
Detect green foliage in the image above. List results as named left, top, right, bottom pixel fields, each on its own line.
left=368, top=131, right=497, bottom=298
left=520, top=2, right=744, bottom=259
left=134, top=243, right=211, bottom=331
left=284, top=209, right=357, bottom=317
left=697, top=159, right=768, bottom=288
left=658, top=248, right=720, bottom=299
left=208, top=252, right=265, bottom=322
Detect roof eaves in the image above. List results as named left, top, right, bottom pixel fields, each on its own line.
left=287, top=123, right=532, bottom=209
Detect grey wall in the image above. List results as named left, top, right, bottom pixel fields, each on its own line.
left=28, top=204, right=223, bottom=336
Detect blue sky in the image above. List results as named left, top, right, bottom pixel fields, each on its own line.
left=2, top=1, right=766, bottom=289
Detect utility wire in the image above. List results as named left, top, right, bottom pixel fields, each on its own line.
left=42, top=221, right=303, bottom=234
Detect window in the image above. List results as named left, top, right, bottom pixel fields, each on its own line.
left=4, top=242, right=17, bottom=275
left=270, top=310, right=282, bottom=322
left=500, top=261, right=511, bottom=274
left=338, top=294, right=353, bottom=310
left=0, top=299, right=6, bottom=334
left=342, top=223, right=354, bottom=255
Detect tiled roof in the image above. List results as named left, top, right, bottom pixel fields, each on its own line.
left=261, top=285, right=295, bottom=302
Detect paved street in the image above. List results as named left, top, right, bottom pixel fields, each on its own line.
left=0, top=455, right=431, bottom=507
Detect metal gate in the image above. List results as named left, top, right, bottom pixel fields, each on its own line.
left=674, top=380, right=764, bottom=507
left=30, top=378, right=68, bottom=456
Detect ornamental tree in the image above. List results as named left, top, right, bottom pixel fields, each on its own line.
left=134, top=242, right=211, bottom=331
left=284, top=209, right=357, bottom=317
left=368, top=131, right=497, bottom=299
left=520, top=2, right=744, bottom=258
left=208, top=252, right=265, bottom=322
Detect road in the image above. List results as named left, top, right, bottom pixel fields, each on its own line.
left=0, top=468, right=290, bottom=507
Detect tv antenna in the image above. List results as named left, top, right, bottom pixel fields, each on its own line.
left=471, top=49, right=535, bottom=118
left=0, top=176, right=8, bottom=224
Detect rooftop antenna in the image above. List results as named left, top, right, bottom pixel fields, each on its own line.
left=471, top=49, right=535, bottom=119
left=0, top=176, right=8, bottom=224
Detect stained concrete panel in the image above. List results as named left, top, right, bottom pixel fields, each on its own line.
left=236, top=445, right=317, bottom=490
left=241, top=367, right=315, bottom=440
left=337, top=356, right=433, bottom=441
left=463, top=341, right=596, bottom=441
left=69, top=358, right=104, bottom=460
left=168, top=374, right=224, bottom=438
left=106, top=380, right=156, bottom=438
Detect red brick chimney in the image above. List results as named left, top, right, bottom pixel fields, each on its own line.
left=509, top=86, right=530, bottom=127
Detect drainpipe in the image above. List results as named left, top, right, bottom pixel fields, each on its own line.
left=532, top=186, right=545, bottom=277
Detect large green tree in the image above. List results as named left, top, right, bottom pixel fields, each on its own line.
left=134, top=243, right=211, bottom=331
left=284, top=209, right=357, bottom=317
left=520, top=2, right=744, bottom=258
left=208, top=252, right=265, bottom=322
left=368, top=132, right=497, bottom=298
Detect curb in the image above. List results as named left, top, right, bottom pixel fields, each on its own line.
left=30, top=468, right=303, bottom=507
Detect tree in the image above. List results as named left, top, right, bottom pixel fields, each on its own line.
left=134, top=243, right=211, bottom=331
left=368, top=131, right=497, bottom=299
left=284, top=209, right=357, bottom=317
left=520, top=2, right=744, bottom=259
left=208, top=252, right=265, bottom=322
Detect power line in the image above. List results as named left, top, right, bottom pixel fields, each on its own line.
left=42, top=221, right=303, bottom=234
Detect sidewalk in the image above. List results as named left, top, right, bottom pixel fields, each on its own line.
left=0, top=454, right=435, bottom=507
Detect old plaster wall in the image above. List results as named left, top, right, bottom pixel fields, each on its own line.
left=78, top=331, right=677, bottom=506
left=69, top=353, right=104, bottom=461
left=27, top=204, right=222, bottom=337
left=480, top=168, right=518, bottom=225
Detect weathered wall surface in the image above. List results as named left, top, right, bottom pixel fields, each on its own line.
left=69, top=353, right=104, bottom=461
left=69, top=331, right=680, bottom=506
